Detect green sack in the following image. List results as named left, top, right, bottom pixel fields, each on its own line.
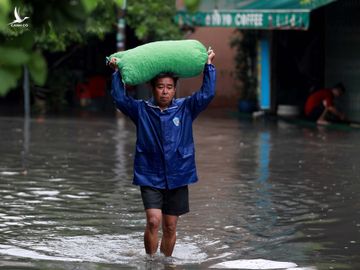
left=107, top=40, right=208, bottom=85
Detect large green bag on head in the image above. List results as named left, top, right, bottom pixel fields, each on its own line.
left=108, top=40, right=208, bottom=85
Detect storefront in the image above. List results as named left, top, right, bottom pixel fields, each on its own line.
left=177, top=0, right=360, bottom=121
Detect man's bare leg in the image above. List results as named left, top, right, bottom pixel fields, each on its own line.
left=144, top=209, right=162, bottom=255
left=160, top=214, right=178, bottom=257
left=317, top=108, right=330, bottom=125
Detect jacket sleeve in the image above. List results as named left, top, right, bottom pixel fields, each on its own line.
left=186, top=64, right=216, bottom=120
left=111, top=70, right=139, bottom=122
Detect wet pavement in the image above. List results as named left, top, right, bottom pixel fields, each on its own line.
left=0, top=114, right=359, bottom=270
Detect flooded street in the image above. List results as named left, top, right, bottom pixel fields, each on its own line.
left=0, top=114, right=359, bottom=270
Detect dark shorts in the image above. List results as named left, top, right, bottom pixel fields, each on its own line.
left=307, top=104, right=325, bottom=121
left=140, top=186, right=189, bottom=216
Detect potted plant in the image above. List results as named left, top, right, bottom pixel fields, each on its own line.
left=230, top=29, right=258, bottom=113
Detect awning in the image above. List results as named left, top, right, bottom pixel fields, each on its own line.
left=176, top=0, right=337, bottom=30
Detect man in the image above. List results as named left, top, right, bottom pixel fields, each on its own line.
left=304, top=83, right=346, bottom=125
left=109, top=48, right=216, bottom=258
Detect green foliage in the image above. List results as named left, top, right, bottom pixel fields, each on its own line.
left=81, top=0, right=100, bottom=13
left=0, top=0, right=121, bottom=96
left=30, top=0, right=118, bottom=52
left=0, top=46, right=28, bottom=95
left=0, top=0, right=10, bottom=30
left=183, top=0, right=201, bottom=13
left=0, top=0, right=183, bottom=98
left=126, top=0, right=182, bottom=42
left=0, top=68, right=21, bottom=93
left=28, top=50, right=47, bottom=85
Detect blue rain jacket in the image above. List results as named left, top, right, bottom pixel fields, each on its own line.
left=111, top=64, right=216, bottom=189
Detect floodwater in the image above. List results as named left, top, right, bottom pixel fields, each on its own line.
left=0, top=114, right=359, bottom=270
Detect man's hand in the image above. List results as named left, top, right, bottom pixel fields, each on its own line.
left=328, top=106, right=346, bottom=121
left=207, top=47, right=215, bottom=64
left=108, top=57, right=118, bottom=70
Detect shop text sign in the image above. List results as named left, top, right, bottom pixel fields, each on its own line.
left=176, top=10, right=309, bottom=29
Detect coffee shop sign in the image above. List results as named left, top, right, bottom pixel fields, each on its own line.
left=205, top=10, right=264, bottom=27
left=176, top=9, right=307, bottom=29
left=202, top=10, right=303, bottom=28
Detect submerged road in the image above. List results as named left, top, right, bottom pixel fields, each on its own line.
left=0, top=114, right=359, bottom=269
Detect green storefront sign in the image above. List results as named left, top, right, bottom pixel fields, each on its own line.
left=176, top=0, right=336, bottom=30
left=176, top=10, right=309, bottom=29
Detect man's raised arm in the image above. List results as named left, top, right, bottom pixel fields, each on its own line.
left=110, top=58, right=139, bottom=122
left=187, top=48, right=216, bottom=119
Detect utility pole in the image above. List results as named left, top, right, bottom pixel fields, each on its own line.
left=22, top=65, right=30, bottom=175
left=117, top=0, right=126, bottom=52
left=23, top=66, right=30, bottom=119
left=115, top=0, right=127, bottom=118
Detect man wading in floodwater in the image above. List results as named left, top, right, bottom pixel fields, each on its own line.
left=109, top=48, right=216, bottom=259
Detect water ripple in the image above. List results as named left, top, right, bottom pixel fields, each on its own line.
left=0, top=117, right=359, bottom=269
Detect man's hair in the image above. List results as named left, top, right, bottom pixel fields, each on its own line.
left=334, top=82, right=346, bottom=93
left=150, top=72, right=179, bottom=89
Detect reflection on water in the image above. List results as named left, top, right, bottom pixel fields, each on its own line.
left=0, top=115, right=359, bottom=270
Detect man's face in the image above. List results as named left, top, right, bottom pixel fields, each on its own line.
left=152, top=77, right=176, bottom=109
left=333, top=88, right=343, bottom=97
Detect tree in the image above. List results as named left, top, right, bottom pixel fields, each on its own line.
left=125, top=0, right=202, bottom=42
left=126, top=0, right=184, bottom=42
left=0, top=0, right=123, bottom=97
left=0, top=0, right=196, bottom=98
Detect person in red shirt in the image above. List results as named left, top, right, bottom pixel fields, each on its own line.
left=304, top=83, right=346, bottom=125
